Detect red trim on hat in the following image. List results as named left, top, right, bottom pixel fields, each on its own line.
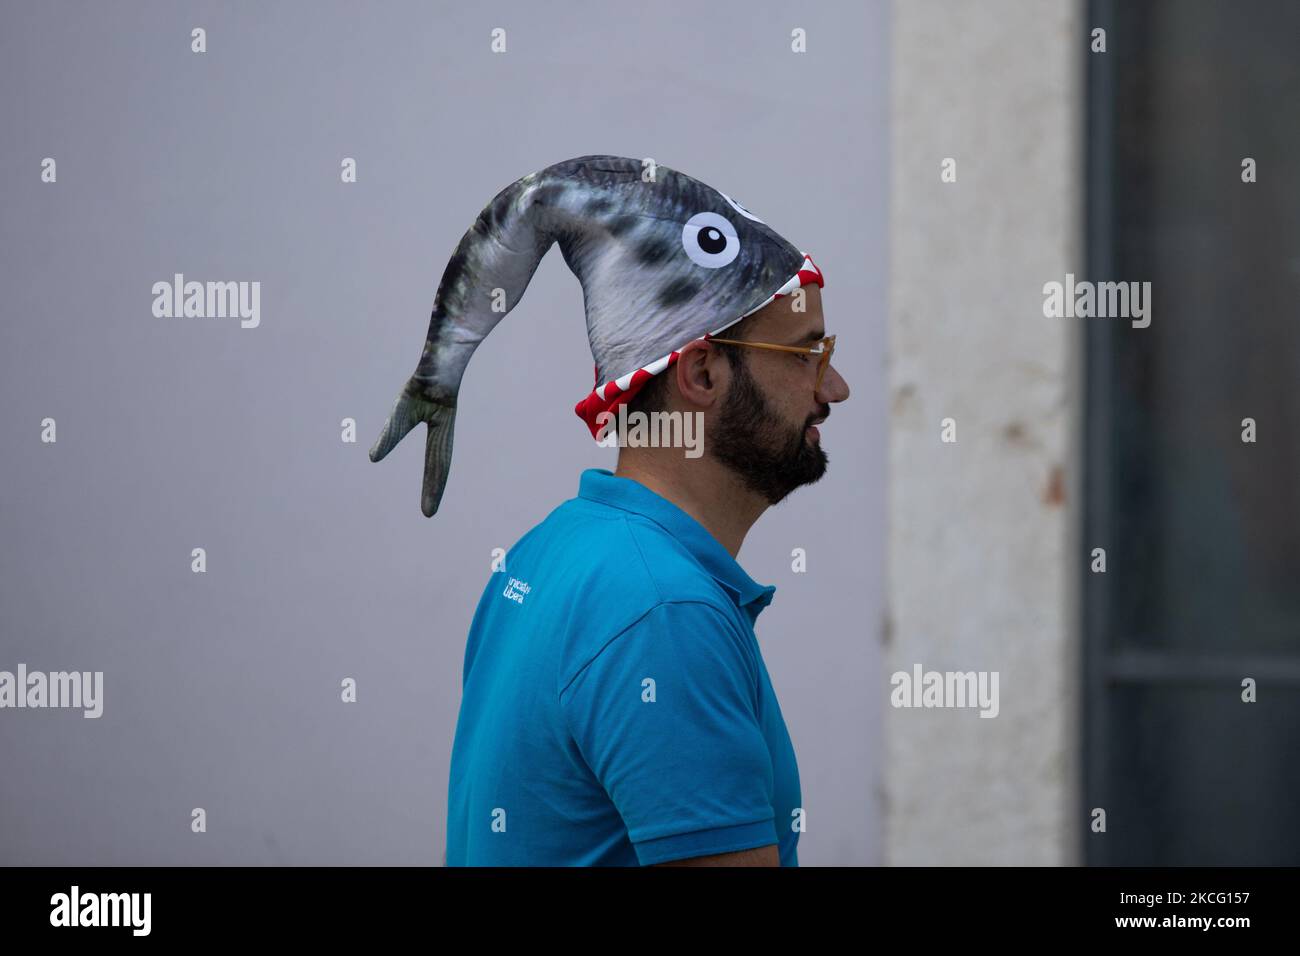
left=574, top=356, right=683, bottom=438
left=798, top=256, right=824, bottom=287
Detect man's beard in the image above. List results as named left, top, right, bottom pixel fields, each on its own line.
left=709, top=353, right=829, bottom=505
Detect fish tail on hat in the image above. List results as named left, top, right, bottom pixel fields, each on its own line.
left=368, top=386, right=457, bottom=517
left=369, top=162, right=577, bottom=516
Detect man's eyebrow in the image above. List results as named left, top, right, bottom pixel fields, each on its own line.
left=796, top=329, right=826, bottom=343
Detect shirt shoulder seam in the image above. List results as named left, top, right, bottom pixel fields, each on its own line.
left=621, top=513, right=666, bottom=605
left=557, top=597, right=742, bottom=704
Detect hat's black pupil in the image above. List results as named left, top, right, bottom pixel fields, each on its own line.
left=699, top=227, right=727, bottom=254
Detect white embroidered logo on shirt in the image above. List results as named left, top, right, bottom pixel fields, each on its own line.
left=501, top=577, right=532, bottom=605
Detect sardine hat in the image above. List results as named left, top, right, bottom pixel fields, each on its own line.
left=369, top=154, right=824, bottom=516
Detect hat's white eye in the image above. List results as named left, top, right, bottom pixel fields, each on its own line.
left=682, top=212, right=739, bottom=268
left=721, top=192, right=765, bottom=223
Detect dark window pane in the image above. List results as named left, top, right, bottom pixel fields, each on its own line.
left=1086, top=0, right=1300, bottom=866
left=1105, top=0, right=1300, bottom=655
left=1104, top=686, right=1300, bottom=865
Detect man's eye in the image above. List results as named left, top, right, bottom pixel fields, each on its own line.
left=797, top=353, right=811, bottom=363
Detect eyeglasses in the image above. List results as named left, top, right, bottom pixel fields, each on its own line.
left=706, top=334, right=837, bottom=391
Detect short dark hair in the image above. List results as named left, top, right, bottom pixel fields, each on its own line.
left=625, top=316, right=753, bottom=416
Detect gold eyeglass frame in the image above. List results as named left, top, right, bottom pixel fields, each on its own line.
left=706, top=334, right=837, bottom=390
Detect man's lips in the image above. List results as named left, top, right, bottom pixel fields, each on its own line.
left=806, top=407, right=831, bottom=441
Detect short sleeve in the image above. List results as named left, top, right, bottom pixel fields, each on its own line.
left=559, top=600, right=778, bottom=865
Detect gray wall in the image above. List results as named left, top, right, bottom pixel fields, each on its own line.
left=0, top=1, right=888, bottom=864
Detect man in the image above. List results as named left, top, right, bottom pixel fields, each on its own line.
left=368, top=155, right=848, bottom=865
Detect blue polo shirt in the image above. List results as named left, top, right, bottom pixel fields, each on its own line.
left=445, top=468, right=801, bottom=866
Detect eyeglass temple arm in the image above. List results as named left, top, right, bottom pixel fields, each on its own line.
left=706, top=338, right=825, bottom=355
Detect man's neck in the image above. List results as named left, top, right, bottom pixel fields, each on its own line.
left=613, top=453, right=767, bottom=559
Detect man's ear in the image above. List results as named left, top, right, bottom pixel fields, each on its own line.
left=673, top=340, right=726, bottom=410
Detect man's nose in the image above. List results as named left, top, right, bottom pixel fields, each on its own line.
left=817, top=363, right=850, bottom=404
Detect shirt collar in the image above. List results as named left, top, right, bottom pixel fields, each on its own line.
left=577, top=468, right=777, bottom=621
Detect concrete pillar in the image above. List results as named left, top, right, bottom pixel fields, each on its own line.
left=885, top=0, right=1083, bottom=865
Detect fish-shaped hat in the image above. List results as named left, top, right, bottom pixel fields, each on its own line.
left=369, top=154, right=824, bottom=516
